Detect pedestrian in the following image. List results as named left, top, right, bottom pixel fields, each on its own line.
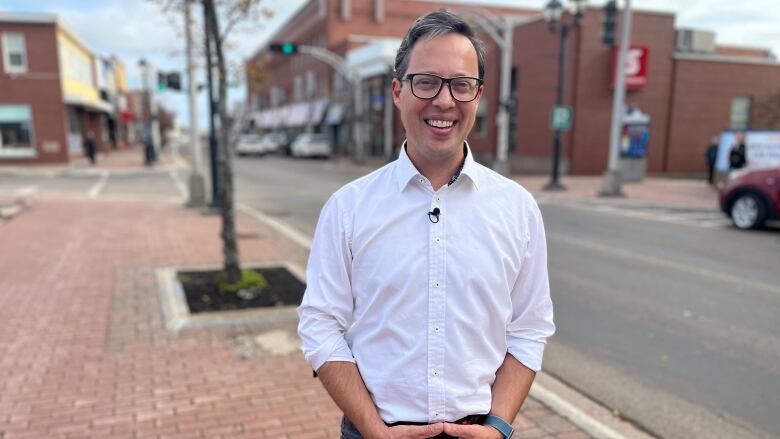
left=728, top=131, right=747, bottom=171
left=705, top=135, right=718, bottom=185
left=84, top=131, right=97, bottom=165
left=297, top=10, right=555, bottom=439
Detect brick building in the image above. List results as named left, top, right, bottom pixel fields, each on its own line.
left=246, top=2, right=780, bottom=175
left=0, top=12, right=130, bottom=165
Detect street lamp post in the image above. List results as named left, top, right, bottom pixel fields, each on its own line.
left=543, top=0, right=586, bottom=191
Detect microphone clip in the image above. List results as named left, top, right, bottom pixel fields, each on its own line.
left=428, top=207, right=441, bottom=223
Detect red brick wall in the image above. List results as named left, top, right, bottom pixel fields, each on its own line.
left=665, top=57, right=780, bottom=174
left=567, top=8, right=676, bottom=175
left=0, top=21, right=68, bottom=164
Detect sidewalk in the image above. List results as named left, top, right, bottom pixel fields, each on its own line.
left=513, top=175, right=720, bottom=210
left=0, top=145, right=186, bottom=177
left=0, top=194, right=594, bottom=439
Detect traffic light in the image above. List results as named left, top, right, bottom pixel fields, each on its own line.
left=602, top=0, right=617, bottom=46
left=157, top=72, right=167, bottom=91
left=269, top=42, right=298, bottom=55
left=157, top=72, right=182, bottom=92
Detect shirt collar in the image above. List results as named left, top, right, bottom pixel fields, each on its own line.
left=395, top=141, right=481, bottom=192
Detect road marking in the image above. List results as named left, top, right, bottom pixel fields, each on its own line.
left=168, top=170, right=187, bottom=200
left=236, top=203, right=313, bottom=250
left=549, top=232, right=780, bottom=296
left=14, top=185, right=39, bottom=196
left=88, top=171, right=109, bottom=198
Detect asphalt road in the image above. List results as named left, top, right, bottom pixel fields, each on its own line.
left=2, top=153, right=778, bottom=439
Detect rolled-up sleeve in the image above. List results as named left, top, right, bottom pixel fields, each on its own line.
left=297, top=194, right=356, bottom=372
left=506, top=200, right=555, bottom=372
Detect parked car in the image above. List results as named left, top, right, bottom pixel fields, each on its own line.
left=264, top=132, right=290, bottom=155
left=235, top=134, right=265, bottom=156
left=290, top=133, right=331, bottom=158
left=719, top=166, right=780, bottom=229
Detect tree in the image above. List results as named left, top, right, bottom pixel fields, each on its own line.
left=152, top=0, right=271, bottom=284
left=753, top=90, right=780, bottom=129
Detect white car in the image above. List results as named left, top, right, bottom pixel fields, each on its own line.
left=235, top=134, right=265, bottom=156
left=290, top=133, right=331, bottom=158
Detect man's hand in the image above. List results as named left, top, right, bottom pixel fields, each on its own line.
left=381, top=423, right=445, bottom=438
left=441, top=423, right=503, bottom=438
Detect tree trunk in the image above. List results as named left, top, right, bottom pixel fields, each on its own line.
left=204, top=0, right=241, bottom=283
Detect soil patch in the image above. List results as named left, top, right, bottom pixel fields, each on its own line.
left=178, top=267, right=305, bottom=314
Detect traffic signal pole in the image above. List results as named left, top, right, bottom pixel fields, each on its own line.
left=600, top=0, right=631, bottom=197
left=184, top=0, right=206, bottom=207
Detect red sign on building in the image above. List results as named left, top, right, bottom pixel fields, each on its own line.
left=611, top=45, right=650, bottom=90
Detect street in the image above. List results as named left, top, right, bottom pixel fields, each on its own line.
left=1, top=152, right=779, bottom=439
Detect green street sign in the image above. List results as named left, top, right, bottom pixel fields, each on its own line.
left=551, top=106, right=573, bottom=131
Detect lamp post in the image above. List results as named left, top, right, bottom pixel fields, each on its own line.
left=543, top=0, right=586, bottom=191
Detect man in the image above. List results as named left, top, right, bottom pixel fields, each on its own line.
left=705, top=136, right=718, bottom=185
left=729, top=131, right=747, bottom=171
left=84, top=131, right=97, bottom=165
left=298, top=10, right=554, bottom=439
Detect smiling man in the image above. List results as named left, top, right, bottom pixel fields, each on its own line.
left=297, top=10, right=555, bottom=439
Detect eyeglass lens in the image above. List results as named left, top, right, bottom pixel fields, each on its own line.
left=410, top=74, right=480, bottom=102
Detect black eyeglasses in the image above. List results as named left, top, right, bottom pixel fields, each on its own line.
left=402, top=73, right=483, bottom=102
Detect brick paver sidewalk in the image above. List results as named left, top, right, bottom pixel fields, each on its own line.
left=0, top=195, right=589, bottom=439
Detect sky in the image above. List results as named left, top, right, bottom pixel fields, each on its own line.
left=1, top=0, right=779, bottom=131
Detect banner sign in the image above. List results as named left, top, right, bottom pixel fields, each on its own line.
left=716, top=130, right=780, bottom=172
left=611, top=45, right=650, bottom=90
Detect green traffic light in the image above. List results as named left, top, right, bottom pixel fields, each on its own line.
left=281, top=43, right=295, bottom=55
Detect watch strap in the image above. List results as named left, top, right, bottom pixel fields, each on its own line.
left=482, top=414, right=514, bottom=439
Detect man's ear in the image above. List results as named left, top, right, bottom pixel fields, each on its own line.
left=392, top=78, right=402, bottom=108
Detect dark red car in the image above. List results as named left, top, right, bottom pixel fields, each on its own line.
left=719, top=166, right=780, bottom=229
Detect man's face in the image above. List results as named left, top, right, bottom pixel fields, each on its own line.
left=392, top=33, right=483, bottom=163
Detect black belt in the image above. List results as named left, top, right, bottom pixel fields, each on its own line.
left=386, top=413, right=486, bottom=428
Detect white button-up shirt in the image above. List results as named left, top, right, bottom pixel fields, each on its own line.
left=297, top=143, right=555, bottom=424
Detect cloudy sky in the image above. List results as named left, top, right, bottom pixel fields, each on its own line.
left=1, top=0, right=778, bottom=130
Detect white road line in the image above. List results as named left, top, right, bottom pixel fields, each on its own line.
left=549, top=232, right=780, bottom=296
left=168, top=170, right=187, bottom=200
left=14, top=185, right=39, bottom=196
left=236, top=203, right=313, bottom=250
left=88, top=171, right=109, bottom=198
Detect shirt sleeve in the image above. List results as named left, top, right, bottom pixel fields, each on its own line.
left=506, top=198, right=556, bottom=372
left=297, top=193, right=356, bottom=372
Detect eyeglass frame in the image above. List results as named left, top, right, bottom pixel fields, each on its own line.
left=401, top=73, right=484, bottom=103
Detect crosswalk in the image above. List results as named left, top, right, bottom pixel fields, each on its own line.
left=536, top=195, right=733, bottom=229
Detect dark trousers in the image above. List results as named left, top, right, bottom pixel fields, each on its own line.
left=340, top=416, right=459, bottom=439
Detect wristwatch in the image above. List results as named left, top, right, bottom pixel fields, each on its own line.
left=482, top=414, right=514, bottom=439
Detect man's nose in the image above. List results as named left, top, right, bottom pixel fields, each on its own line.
left=432, top=84, right=456, bottom=108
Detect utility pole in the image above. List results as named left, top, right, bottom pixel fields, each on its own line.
left=185, top=0, right=206, bottom=207
left=600, top=0, right=632, bottom=197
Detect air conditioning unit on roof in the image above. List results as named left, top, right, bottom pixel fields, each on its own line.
left=675, top=29, right=716, bottom=54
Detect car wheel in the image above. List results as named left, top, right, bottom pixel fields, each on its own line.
left=730, top=193, right=767, bottom=230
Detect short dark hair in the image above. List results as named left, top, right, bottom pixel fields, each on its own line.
left=394, top=10, right=486, bottom=81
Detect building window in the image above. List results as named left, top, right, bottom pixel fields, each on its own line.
left=293, top=75, right=303, bottom=101
left=2, top=33, right=28, bottom=74
left=730, top=96, right=751, bottom=130
left=306, top=71, right=316, bottom=98
left=474, top=98, right=487, bottom=138
left=0, top=105, right=35, bottom=157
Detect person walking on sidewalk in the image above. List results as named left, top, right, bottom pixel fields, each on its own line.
left=705, top=136, right=719, bottom=185
left=297, top=10, right=555, bottom=439
left=84, top=131, right=97, bottom=165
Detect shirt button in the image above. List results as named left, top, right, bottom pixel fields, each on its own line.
left=434, top=281, right=441, bottom=288
left=436, top=196, right=441, bottom=201
left=434, top=412, right=440, bottom=418
left=434, top=237, right=441, bottom=244
left=432, top=369, right=439, bottom=377
left=419, top=178, right=424, bottom=183
left=434, top=326, right=440, bottom=333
